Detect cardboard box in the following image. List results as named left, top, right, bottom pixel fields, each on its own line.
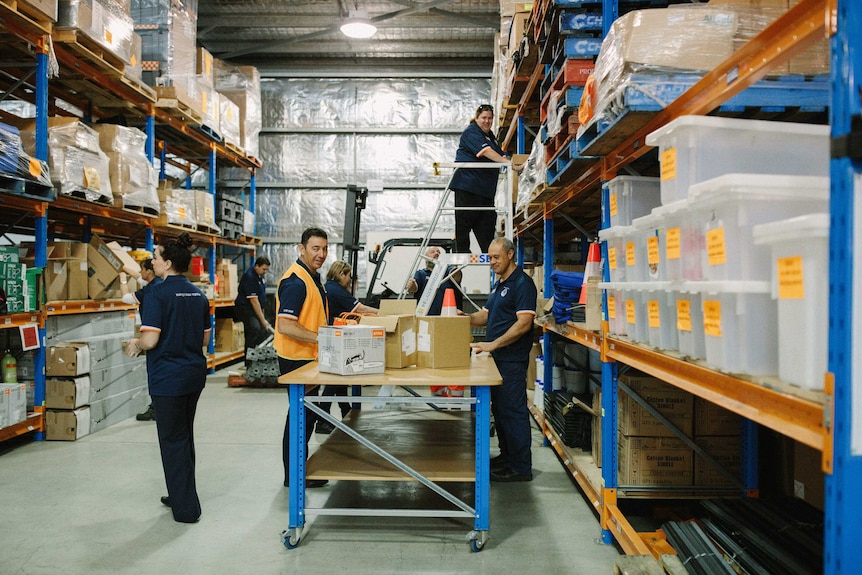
left=46, top=377, right=91, bottom=409
left=694, top=435, right=741, bottom=487
left=378, top=299, right=418, bottom=315
left=195, top=190, right=215, bottom=227
left=45, top=407, right=91, bottom=441
left=618, top=374, right=693, bottom=437
left=196, top=46, right=214, bottom=83
left=49, top=241, right=87, bottom=260
left=318, top=325, right=386, bottom=376
left=67, top=259, right=89, bottom=300
left=618, top=435, right=693, bottom=487
left=45, top=260, right=68, bottom=301
left=583, top=278, right=601, bottom=331
left=1, top=383, right=27, bottom=426
left=526, top=342, right=541, bottom=389
left=794, top=441, right=824, bottom=510
left=46, top=343, right=91, bottom=377
left=105, top=241, right=141, bottom=278
left=87, top=234, right=124, bottom=300
left=694, top=397, right=742, bottom=436
left=360, top=314, right=417, bottom=368
left=215, top=318, right=245, bottom=352
left=20, top=0, right=58, bottom=22
left=510, top=153, right=529, bottom=205
left=416, top=316, right=472, bottom=369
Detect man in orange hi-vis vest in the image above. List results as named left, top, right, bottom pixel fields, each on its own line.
left=276, top=227, right=330, bottom=489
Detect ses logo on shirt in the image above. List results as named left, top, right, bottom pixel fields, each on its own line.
left=469, top=254, right=491, bottom=264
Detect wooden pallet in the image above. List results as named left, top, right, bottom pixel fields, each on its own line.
left=154, top=86, right=203, bottom=125
left=224, top=141, right=245, bottom=157
left=121, top=203, right=159, bottom=217
left=52, top=27, right=127, bottom=76
left=153, top=214, right=197, bottom=231
left=196, top=221, right=220, bottom=235
left=227, top=374, right=279, bottom=388
left=0, top=0, right=53, bottom=34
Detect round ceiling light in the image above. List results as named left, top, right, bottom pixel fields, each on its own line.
left=340, top=10, right=377, bottom=39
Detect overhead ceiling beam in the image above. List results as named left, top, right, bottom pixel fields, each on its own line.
left=219, top=0, right=460, bottom=60
left=207, top=39, right=494, bottom=56
left=389, top=0, right=499, bottom=28
left=196, top=13, right=497, bottom=29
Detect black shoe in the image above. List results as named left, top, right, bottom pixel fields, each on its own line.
left=160, top=496, right=171, bottom=507
left=136, top=405, right=156, bottom=421
left=490, top=468, right=533, bottom=482
left=174, top=515, right=200, bottom=524
left=315, top=420, right=335, bottom=434
left=284, top=479, right=330, bottom=488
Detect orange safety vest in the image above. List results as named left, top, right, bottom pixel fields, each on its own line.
left=274, top=261, right=328, bottom=360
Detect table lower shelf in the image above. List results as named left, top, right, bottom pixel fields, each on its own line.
left=306, top=409, right=476, bottom=482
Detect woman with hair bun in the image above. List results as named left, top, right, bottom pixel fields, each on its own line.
left=126, top=232, right=211, bottom=523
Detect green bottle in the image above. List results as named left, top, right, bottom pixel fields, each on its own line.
left=2, top=350, right=17, bottom=383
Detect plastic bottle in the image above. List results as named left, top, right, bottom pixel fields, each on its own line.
left=2, top=350, right=17, bottom=383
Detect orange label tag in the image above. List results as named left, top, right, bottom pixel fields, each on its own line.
left=105, top=30, right=113, bottom=44
left=609, top=193, right=618, bottom=217
left=647, top=236, right=660, bottom=266
left=706, top=227, right=727, bottom=267
left=626, top=299, right=636, bottom=324
left=625, top=241, right=636, bottom=267
left=648, top=300, right=660, bottom=328
left=608, top=247, right=617, bottom=270
left=29, top=158, right=41, bottom=177
left=703, top=300, right=722, bottom=337
left=608, top=295, right=616, bottom=319
left=178, top=206, right=186, bottom=219
left=131, top=54, right=137, bottom=66
left=676, top=299, right=691, bottom=332
left=666, top=227, right=681, bottom=260
left=777, top=255, right=805, bottom=299
left=660, top=147, right=677, bottom=181
left=83, top=166, right=100, bottom=190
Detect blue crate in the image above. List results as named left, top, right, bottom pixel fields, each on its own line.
left=559, top=11, right=602, bottom=33
left=545, top=140, right=599, bottom=187
left=0, top=123, right=21, bottom=176
left=563, top=37, right=603, bottom=58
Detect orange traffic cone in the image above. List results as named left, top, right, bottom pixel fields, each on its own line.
left=441, top=288, right=458, bottom=316
left=579, top=241, right=601, bottom=305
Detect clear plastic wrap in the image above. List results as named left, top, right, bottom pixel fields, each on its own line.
left=214, top=61, right=261, bottom=158
left=48, top=145, right=113, bottom=202
left=219, top=93, right=241, bottom=148
left=162, top=190, right=198, bottom=227
left=57, top=0, right=135, bottom=64
left=134, top=0, right=197, bottom=85
left=516, top=137, right=547, bottom=213
left=0, top=122, right=22, bottom=175
left=92, top=124, right=159, bottom=212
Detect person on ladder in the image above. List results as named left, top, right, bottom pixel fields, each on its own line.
left=450, top=104, right=524, bottom=253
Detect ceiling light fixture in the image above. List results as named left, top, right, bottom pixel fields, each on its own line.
left=340, top=10, right=377, bottom=39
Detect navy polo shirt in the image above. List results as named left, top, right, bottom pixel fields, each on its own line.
left=134, top=276, right=163, bottom=317
left=141, top=275, right=210, bottom=396
left=449, top=122, right=506, bottom=200
left=235, top=265, right=266, bottom=310
left=325, top=280, right=360, bottom=324
left=428, top=273, right=464, bottom=316
left=484, top=267, right=537, bottom=362
left=277, top=259, right=327, bottom=320
left=412, top=268, right=432, bottom=301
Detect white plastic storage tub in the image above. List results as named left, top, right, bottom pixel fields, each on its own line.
left=645, top=116, right=829, bottom=205
left=632, top=210, right=665, bottom=281
left=694, top=280, right=778, bottom=376
left=654, top=199, right=706, bottom=281
left=607, top=176, right=661, bottom=227
left=675, top=289, right=706, bottom=360
left=753, top=214, right=830, bottom=390
left=604, top=285, right=627, bottom=336
left=643, top=283, right=679, bottom=352
left=622, top=284, right=649, bottom=344
left=689, top=174, right=829, bottom=282
left=599, top=225, right=633, bottom=283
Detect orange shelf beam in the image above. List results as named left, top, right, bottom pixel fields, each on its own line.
left=0, top=413, right=43, bottom=443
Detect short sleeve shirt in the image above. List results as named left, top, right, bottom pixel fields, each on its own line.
left=134, top=276, right=163, bottom=317
left=413, top=268, right=432, bottom=301
left=235, top=266, right=266, bottom=310
left=325, top=280, right=360, bottom=324
left=140, top=275, right=210, bottom=396
left=449, top=122, right=506, bottom=199
left=484, top=267, right=537, bottom=362
left=277, top=259, right=326, bottom=320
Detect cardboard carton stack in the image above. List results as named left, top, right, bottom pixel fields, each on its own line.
left=92, top=124, right=159, bottom=213
left=213, top=60, right=261, bottom=158
left=45, top=311, right=148, bottom=440
left=216, top=259, right=238, bottom=300
left=44, top=241, right=89, bottom=302
left=215, top=318, right=244, bottom=353
left=693, top=397, right=742, bottom=487
left=57, top=0, right=135, bottom=66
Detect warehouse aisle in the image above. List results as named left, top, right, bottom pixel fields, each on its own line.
left=0, top=368, right=620, bottom=574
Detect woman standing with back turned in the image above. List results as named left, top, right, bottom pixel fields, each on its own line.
left=127, top=233, right=211, bottom=523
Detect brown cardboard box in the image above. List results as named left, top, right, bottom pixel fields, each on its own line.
left=45, top=260, right=68, bottom=301
left=19, top=0, right=58, bottom=22
left=360, top=314, right=417, bottom=368
left=510, top=153, right=529, bottom=205
left=583, top=278, right=602, bottom=331
left=618, top=374, right=693, bottom=437
left=196, top=46, right=214, bottom=83
left=106, top=241, right=142, bottom=277
left=195, top=190, right=215, bottom=227
left=215, top=318, right=245, bottom=352
left=694, top=435, right=741, bottom=487
left=618, top=435, right=693, bottom=487
left=415, top=316, right=472, bottom=369
left=49, top=241, right=87, bottom=260
left=378, top=299, right=418, bottom=316
left=526, top=342, right=541, bottom=389
left=694, top=397, right=742, bottom=436
left=217, top=262, right=239, bottom=300
left=794, top=441, right=824, bottom=510
left=46, top=343, right=91, bottom=377
left=87, top=234, right=124, bottom=300
left=46, top=377, right=91, bottom=409
left=67, top=259, right=89, bottom=300
left=317, top=325, right=386, bottom=376
left=45, top=407, right=91, bottom=441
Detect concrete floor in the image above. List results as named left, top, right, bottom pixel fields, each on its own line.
left=0, top=368, right=621, bottom=575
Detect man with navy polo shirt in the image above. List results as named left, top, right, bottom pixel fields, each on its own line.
left=234, top=256, right=272, bottom=365
left=469, top=237, right=537, bottom=482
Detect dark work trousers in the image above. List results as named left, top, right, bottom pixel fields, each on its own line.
left=491, top=357, right=532, bottom=475
left=152, top=390, right=203, bottom=523
left=235, top=306, right=267, bottom=365
left=279, top=357, right=317, bottom=484
left=454, top=189, right=496, bottom=253
left=319, top=385, right=351, bottom=419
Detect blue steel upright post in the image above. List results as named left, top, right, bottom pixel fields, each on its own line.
left=542, top=211, right=554, bottom=444
left=208, top=146, right=217, bottom=370
left=33, top=49, right=49, bottom=440
left=599, top=180, right=617, bottom=545
left=825, top=1, right=862, bottom=571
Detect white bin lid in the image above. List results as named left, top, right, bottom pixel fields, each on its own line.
left=598, top=224, right=634, bottom=241
left=652, top=198, right=689, bottom=217
left=752, top=213, right=830, bottom=245
left=679, top=280, right=772, bottom=295
left=688, top=173, right=829, bottom=206
left=632, top=210, right=663, bottom=230
left=645, top=115, right=830, bottom=147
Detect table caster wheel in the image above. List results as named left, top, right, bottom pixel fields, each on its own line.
left=467, top=529, right=488, bottom=552
left=281, top=528, right=301, bottom=549
left=470, top=539, right=484, bottom=552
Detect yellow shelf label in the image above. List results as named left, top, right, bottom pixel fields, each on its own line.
left=676, top=299, right=691, bottom=332
left=778, top=255, right=805, bottom=299
left=706, top=227, right=727, bottom=267
left=648, top=300, right=660, bottom=328
left=609, top=247, right=617, bottom=270
left=666, top=227, right=681, bottom=260
left=661, top=147, right=677, bottom=181
left=610, top=193, right=618, bottom=217
left=626, top=299, right=636, bottom=324
left=626, top=241, right=636, bottom=267
left=647, top=235, right=660, bottom=266
left=608, top=295, right=616, bottom=319
left=703, top=300, right=722, bottom=337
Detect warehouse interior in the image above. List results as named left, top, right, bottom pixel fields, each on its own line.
left=0, top=0, right=858, bottom=573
